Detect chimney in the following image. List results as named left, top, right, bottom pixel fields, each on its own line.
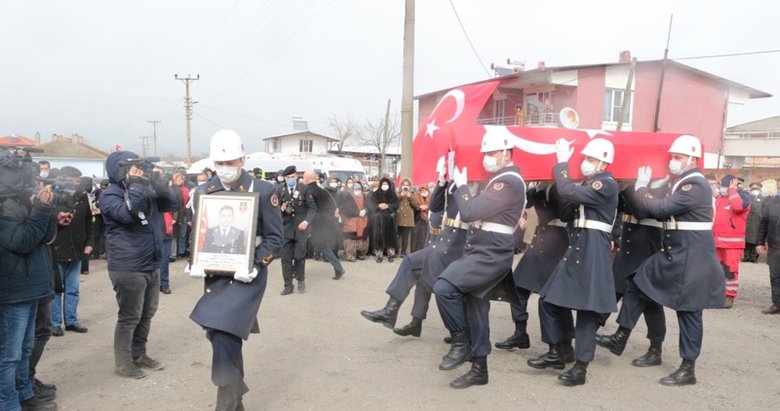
left=538, top=61, right=546, bottom=71
left=619, top=50, right=631, bottom=64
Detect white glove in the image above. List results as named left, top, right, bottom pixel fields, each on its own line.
left=436, top=156, right=447, bottom=186
left=187, top=263, right=206, bottom=279
left=359, top=209, right=366, bottom=217
left=635, top=166, right=652, bottom=190
left=234, top=267, right=258, bottom=283
left=649, top=174, right=670, bottom=189
left=555, top=139, right=574, bottom=163
left=452, top=166, right=468, bottom=188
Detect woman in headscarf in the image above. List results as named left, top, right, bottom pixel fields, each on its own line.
left=370, top=177, right=399, bottom=262
left=395, top=178, right=419, bottom=257
left=338, top=182, right=369, bottom=261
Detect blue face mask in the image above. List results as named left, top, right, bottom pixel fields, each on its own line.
left=285, top=178, right=297, bottom=188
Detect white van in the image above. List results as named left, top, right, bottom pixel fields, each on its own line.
left=244, top=155, right=367, bottom=182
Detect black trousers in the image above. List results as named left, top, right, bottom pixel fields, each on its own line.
left=767, top=248, right=780, bottom=306
left=618, top=280, right=702, bottom=360
left=281, top=236, right=307, bottom=286
left=29, top=300, right=52, bottom=382
left=434, top=279, right=492, bottom=357
left=604, top=291, right=667, bottom=343
left=743, top=243, right=758, bottom=262
left=539, top=300, right=598, bottom=362
left=206, top=329, right=244, bottom=387
left=385, top=256, right=432, bottom=320
left=509, top=287, right=531, bottom=323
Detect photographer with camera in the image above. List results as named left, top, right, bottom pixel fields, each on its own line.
left=0, top=150, right=69, bottom=411
left=50, top=166, right=95, bottom=337
left=99, top=151, right=178, bottom=379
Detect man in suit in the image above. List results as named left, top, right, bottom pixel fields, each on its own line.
left=203, top=205, right=246, bottom=255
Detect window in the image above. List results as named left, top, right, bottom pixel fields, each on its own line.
left=494, top=99, right=506, bottom=124
left=603, top=88, right=632, bottom=124
left=299, top=139, right=313, bottom=153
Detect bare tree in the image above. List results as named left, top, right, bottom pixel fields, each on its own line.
left=327, top=114, right=358, bottom=153
left=359, top=106, right=400, bottom=177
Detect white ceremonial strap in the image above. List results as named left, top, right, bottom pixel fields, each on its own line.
left=471, top=220, right=516, bottom=235
left=622, top=214, right=663, bottom=228
left=663, top=220, right=714, bottom=231
left=444, top=217, right=472, bottom=230
left=671, top=171, right=705, bottom=193
left=573, top=204, right=614, bottom=233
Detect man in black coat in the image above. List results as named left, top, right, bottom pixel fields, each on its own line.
left=189, top=130, right=283, bottom=410
left=535, top=138, right=619, bottom=387
left=756, top=179, right=780, bottom=314
left=305, top=171, right=345, bottom=279
left=279, top=165, right=316, bottom=295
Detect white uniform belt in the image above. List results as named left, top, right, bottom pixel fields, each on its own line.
left=622, top=214, right=663, bottom=228
left=472, top=221, right=516, bottom=235
left=444, top=218, right=472, bottom=230
left=546, top=218, right=568, bottom=228
left=716, top=236, right=745, bottom=243
left=663, top=221, right=713, bottom=231
left=573, top=218, right=613, bottom=233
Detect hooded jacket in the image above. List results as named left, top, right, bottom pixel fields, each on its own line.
left=98, top=151, right=178, bottom=272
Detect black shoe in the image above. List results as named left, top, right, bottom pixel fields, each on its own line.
left=134, top=354, right=165, bottom=371
left=595, top=326, right=631, bottom=356
left=660, top=359, right=696, bottom=386
left=495, top=323, right=530, bottom=350
left=169, top=257, right=177, bottom=263
left=280, top=286, right=294, bottom=296
left=333, top=270, right=345, bottom=280
left=297, top=280, right=306, bottom=293
left=80, top=270, right=89, bottom=275
left=160, top=287, right=172, bottom=294
left=360, top=298, right=401, bottom=329
left=51, top=326, right=64, bottom=337
left=376, top=255, right=383, bottom=263
left=443, top=336, right=452, bottom=344
left=32, top=381, right=56, bottom=402
left=393, top=317, right=423, bottom=337
left=558, top=361, right=588, bottom=386
left=632, top=345, right=662, bottom=367
left=21, top=396, right=57, bottom=411
left=449, top=357, right=488, bottom=389
left=356, top=255, right=366, bottom=261
left=527, top=344, right=566, bottom=370
left=33, top=379, right=56, bottom=392
left=115, top=362, right=146, bottom=379
left=65, top=323, right=88, bottom=333
left=439, top=331, right=471, bottom=370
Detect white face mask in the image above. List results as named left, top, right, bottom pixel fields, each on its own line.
left=580, top=160, right=597, bottom=177
left=482, top=155, right=501, bottom=173
left=329, top=182, right=338, bottom=189
left=39, top=171, right=49, bottom=178
left=719, top=187, right=728, bottom=196
left=751, top=190, right=760, bottom=196
left=381, top=184, right=389, bottom=191
left=216, top=165, right=240, bottom=184
left=668, top=160, right=685, bottom=176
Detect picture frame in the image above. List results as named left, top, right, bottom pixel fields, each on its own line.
left=192, top=191, right=260, bottom=276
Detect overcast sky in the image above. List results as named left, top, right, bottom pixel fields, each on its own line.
left=2, top=0, right=777, bottom=158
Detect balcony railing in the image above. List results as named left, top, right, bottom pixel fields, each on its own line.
left=475, top=112, right=558, bottom=127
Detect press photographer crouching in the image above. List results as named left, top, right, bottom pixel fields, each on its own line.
left=99, top=151, right=178, bottom=379
left=0, top=148, right=70, bottom=411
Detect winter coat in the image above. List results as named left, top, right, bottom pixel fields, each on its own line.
left=713, top=188, right=750, bottom=249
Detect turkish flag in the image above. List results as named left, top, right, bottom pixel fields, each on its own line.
left=411, top=81, right=499, bottom=185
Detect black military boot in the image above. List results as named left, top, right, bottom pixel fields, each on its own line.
left=558, top=361, right=588, bottom=386
left=632, top=341, right=662, bottom=367
left=660, top=359, right=696, bottom=386
left=561, top=340, right=575, bottom=363
left=595, top=326, right=631, bottom=356
left=527, top=343, right=566, bottom=370
left=494, top=321, right=530, bottom=350
left=439, top=331, right=471, bottom=370
left=393, top=317, right=423, bottom=337
left=360, top=297, right=401, bottom=329
left=449, top=356, right=488, bottom=389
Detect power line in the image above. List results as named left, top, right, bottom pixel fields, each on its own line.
left=447, top=0, right=491, bottom=77
left=674, top=49, right=780, bottom=61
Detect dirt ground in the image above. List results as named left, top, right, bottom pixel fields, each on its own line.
left=41, top=254, right=780, bottom=410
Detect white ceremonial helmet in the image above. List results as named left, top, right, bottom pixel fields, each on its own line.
left=668, top=134, right=702, bottom=158
left=580, top=138, right=615, bottom=164
left=480, top=131, right=514, bottom=153
left=209, top=129, right=245, bottom=161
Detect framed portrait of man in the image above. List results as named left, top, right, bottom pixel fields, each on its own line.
left=192, top=192, right=259, bottom=276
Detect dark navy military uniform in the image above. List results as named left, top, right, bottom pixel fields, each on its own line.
left=539, top=163, right=618, bottom=363
left=385, top=182, right=467, bottom=322
left=434, top=166, right=526, bottom=358
left=279, top=182, right=316, bottom=288
left=511, top=183, right=574, bottom=344
left=606, top=186, right=666, bottom=343
left=190, top=171, right=283, bottom=390
left=203, top=225, right=246, bottom=254
left=620, top=168, right=724, bottom=361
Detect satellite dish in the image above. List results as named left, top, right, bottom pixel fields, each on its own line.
left=559, top=107, right=580, bottom=129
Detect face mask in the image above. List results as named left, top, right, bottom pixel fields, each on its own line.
left=329, top=182, right=338, bottom=188
left=285, top=178, right=297, bottom=188
left=39, top=171, right=49, bottom=178
left=668, top=160, right=685, bottom=176
left=751, top=190, right=760, bottom=196
left=277, top=176, right=284, bottom=183
left=216, top=165, right=240, bottom=184
left=482, top=155, right=501, bottom=173
left=197, top=180, right=207, bottom=186
left=719, top=187, right=728, bottom=196
left=580, top=160, right=597, bottom=177
left=353, top=190, right=362, bottom=196
left=421, top=191, right=428, bottom=197
left=381, top=184, right=389, bottom=191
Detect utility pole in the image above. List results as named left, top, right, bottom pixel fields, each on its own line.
left=381, top=98, right=391, bottom=177
left=653, top=15, right=673, bottom=132
left=175, top=74, right=199, bottom=166
left=617, top=57, right=637, bottom=131
left=147, top=119, right=161, bottom=156
left=139, top=136, right=152, bottom=158
left=400, top=0, right=415, bottom=180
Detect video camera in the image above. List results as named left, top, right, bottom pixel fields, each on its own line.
left=0, top=146, right=44, bottom=199
left=119, top=156, right=161, bottom=181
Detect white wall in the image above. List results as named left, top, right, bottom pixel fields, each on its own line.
left=39, top=157, right=106, bottom=178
